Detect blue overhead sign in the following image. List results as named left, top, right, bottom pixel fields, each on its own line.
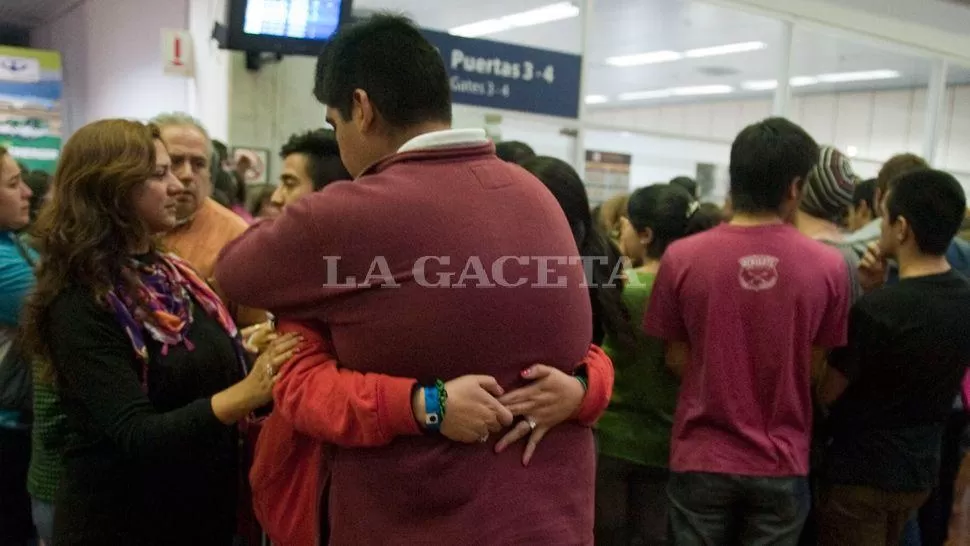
left=422, top=29, right=582, bottom=120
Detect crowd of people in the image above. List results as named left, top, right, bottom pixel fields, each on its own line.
left=0, top=11, right=968, bottom=546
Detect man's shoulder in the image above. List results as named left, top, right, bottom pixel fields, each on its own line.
left=790, top=235, right=849, bottom=271
left=204, top=198, right=250, bottom=236
left=857, top=280, right=930, bottom=318
left=813, top=239, right=860, bottom=270
left=665, top=225, right=723, bottom=256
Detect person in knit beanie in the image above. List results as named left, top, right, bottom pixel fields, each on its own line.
left=800, top=145, right=858, bottom=226
left=793, top=145, right=863, bottom=300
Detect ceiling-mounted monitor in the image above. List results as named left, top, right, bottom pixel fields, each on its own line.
left=225, top=0, right=354, bottom=57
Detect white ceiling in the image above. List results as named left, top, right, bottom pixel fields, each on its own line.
left=356, top=0, right=970, bottom=108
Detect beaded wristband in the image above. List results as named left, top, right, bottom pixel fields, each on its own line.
left=575, top=374, right=588, bottom=392
left=435, top=379, right=448, bottom=417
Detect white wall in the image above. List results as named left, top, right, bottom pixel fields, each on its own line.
left=188, top=0, right=232, bottom=142
left=452, top=107, right=575, bottom=163
left=228, top=54, right=322, bottom=181
left=31, top=0, right=193, bottom=136
left=586, top=85, right=970, bottom=192
left=584, top=130, right=732, bottom=201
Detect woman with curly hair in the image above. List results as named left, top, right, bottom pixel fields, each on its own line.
left=21, top=119, right=299, bottom=546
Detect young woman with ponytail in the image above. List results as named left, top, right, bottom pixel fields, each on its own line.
left=596, top=183, right=722, bottom=546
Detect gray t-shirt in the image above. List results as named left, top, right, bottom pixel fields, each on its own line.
left=820, top=239, right=863, bottom=305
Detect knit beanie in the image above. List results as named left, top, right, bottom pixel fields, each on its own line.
left=801, top=145, right=858, bottom=222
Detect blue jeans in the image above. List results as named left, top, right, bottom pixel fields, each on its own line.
left=668, top=471, right=810, bottom=546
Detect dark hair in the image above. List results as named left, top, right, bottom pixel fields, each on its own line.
left=212, top=169, right=245, bottom=207
left=314, top=14, right=451, bottom=129
left=280, top=129, right=350, bottom=190
left=877, top=153, right=928, bottom=197
left=233, top=173, right=246, bottom=205
left=211, top=187, right=232, bottom=208
left=670, top=176, right=698, bottom=198
left=729, top=117, right=818, bottom=214
left=521, top=156, right=635, bottom=350
left=853, top=178, right=877, bottom=210
left=212, top=140, right=228, bottom=164
left=250, top=185, right=276, bottom=217
left=886, top=169, right=966, bottom=255
left=495, top=141, right=536, bottom=165
left=23, top=170, right=51, bottom=222
left=698, top=202, right=723, bottom=221
left=628, top=184, right=722, bottom=259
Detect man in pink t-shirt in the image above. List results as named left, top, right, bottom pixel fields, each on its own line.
left=644, top=117, right=850, bottom=545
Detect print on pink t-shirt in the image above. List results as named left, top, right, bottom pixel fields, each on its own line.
left=644, top=223, right=849, bottom=477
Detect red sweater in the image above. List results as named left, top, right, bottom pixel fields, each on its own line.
left=250, top=321, right=615, bottom=546
left=216, top=142, right=596, bottom=544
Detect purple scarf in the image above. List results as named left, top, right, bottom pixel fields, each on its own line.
left=104, top=251, right=248, bottom=391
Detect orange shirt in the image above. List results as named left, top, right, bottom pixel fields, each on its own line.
left=163, top=198, right=249, bottom=280
left=163, top=198, right=265, bottom=326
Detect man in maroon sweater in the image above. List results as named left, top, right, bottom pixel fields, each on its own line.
left=216, top=13, right=596, bottom=545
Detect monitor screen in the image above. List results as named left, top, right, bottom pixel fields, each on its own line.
left=242, top=0, right=344, bottom=41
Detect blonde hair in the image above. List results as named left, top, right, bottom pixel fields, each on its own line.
left=597, top=194, right=630, bottom=241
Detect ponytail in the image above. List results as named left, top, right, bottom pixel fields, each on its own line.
left=685, top=202, right=723, bottom=237
left=629, top=184, right=722, bottom=259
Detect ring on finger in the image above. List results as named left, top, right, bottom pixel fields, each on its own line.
left=525, top=417, right=537, bottom=431
left=478, top=433, right=489, bottom=443
left=266, top=362, right=276, bottom=378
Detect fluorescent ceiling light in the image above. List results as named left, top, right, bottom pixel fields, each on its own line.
left=671, top=85, right=734, bottom=96
left=606, top=41, right=766, bottom=68
left=511, top=2, right=580, bottom=26
left=449, top=2, right=580, bottom=38
left=448, top=19, right=510, bottom=37
left=606, top=50, right=682, bottom=67
left=741, top=80, right=778, bottom=91
left=816, top=70, right=900, bottom=83
left=740, top=71, right=897, bottom=91
left=684, top=41, right=767, bottom=58
left=790, top=76, right=820, bottom=87
left=619, top=85, right=734, bottom=101
left=741, top=76, right=820, bottom=91
left=619, top=89, right=674, bottom=101
left=585, top=95, right=609, bottom=104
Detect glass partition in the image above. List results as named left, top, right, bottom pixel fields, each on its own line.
left=584, top=0, right=784, bottom=142
left=942, top=63, right=970, bottom=191
left=785, top=25, right=934, bottom=178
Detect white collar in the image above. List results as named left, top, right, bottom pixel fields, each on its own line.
left=397, top=128, right=489, bottom=154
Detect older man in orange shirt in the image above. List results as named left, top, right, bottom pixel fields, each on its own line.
left=152, top=113, right=264, bottom=327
